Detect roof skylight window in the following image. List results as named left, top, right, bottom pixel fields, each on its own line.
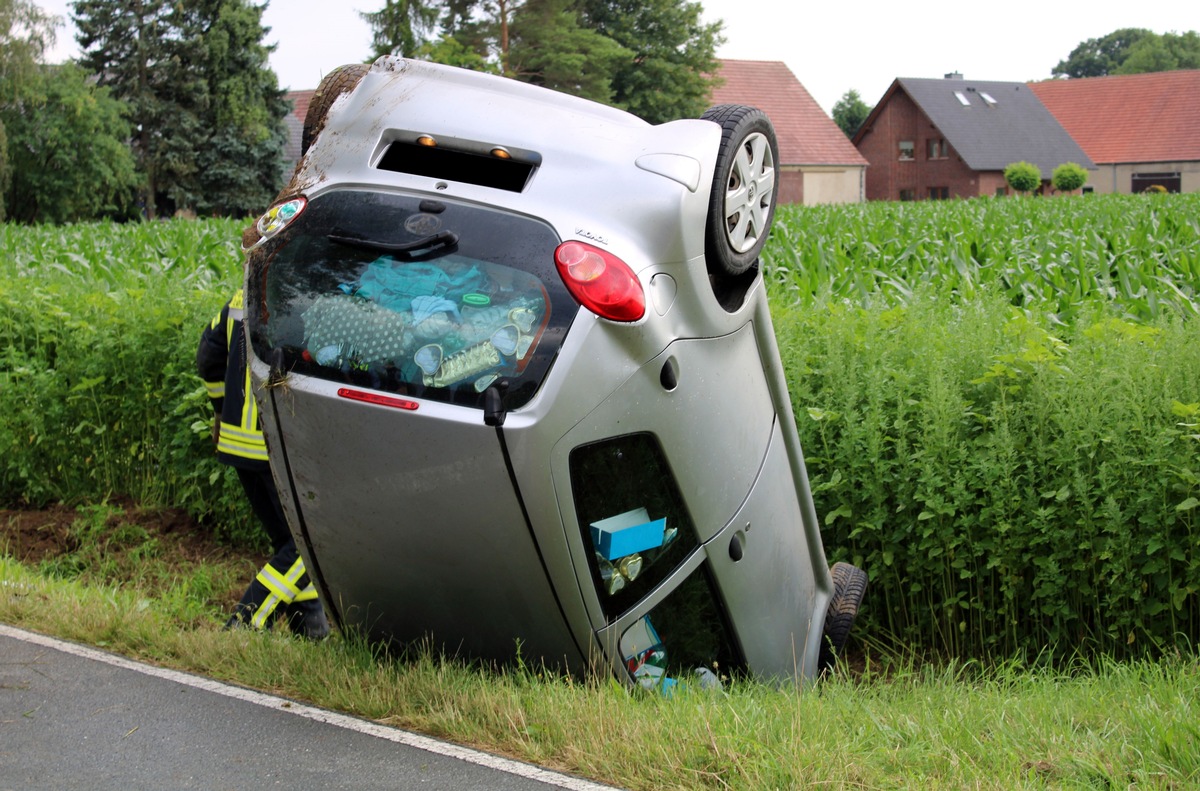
left=954, top=91, right=971, bottom=106
left=980, top=92, right=997, bottom=105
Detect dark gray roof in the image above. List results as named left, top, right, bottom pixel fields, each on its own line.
left=897, top=76, right=1095, bottom=174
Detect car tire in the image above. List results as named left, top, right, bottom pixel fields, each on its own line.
left=818, top=562, right=868, bottom=675
left=301, top=63, right=370, bottom=155
left=701, top=104, right=780, bottom=277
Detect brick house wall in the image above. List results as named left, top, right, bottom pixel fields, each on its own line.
left=857, top=90, right=995, bottom=201
left=777, top=170, right=803, bottom=204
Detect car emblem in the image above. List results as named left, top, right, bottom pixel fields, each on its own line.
left=405, top=213, right=442, bottom=235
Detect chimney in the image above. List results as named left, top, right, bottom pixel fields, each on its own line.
left=944, top=72, right=963, bottom=79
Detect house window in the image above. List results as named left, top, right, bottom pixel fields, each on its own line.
left=928, top=187, right=949, bottom=200
left=927, top=139, right=948, bottom=159
left=899, top=141, right=914, bottom=161
left=995, top=187, right=1007, bottom=197
left=899, top=189, right=916, bottom=201
left=980, top=92, right=997, bottom=106
left=954, top=91, right=971, bottom=106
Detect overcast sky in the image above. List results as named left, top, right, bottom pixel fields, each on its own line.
left=39, top=0, right=1199, bottom=114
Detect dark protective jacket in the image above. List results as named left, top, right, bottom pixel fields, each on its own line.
left=196, top=289, right=269, bottom=470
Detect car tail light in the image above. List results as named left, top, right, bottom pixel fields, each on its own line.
left=256, top=197, right=306, bottom=241
left=555, top=241, right=645, bottom=322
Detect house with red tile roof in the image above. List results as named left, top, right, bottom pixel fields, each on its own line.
left=282, top=59, right=866, bottom=204
left=1028, top=70, right=1200, bottom=194
left=852, top=73, right=1094, bottom=202
left=709, top=59, right=867, bottom=204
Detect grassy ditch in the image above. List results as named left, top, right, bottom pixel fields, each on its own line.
left=2, top=536, right=1197, bottom=790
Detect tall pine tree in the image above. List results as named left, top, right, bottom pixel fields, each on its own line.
left=579, top=0, right=723, bottom=123
left=72, top=0, right=286, bottom=217
left=179, top=0, right=288, bottom=215
left=73, top=0, right=181, bottom=217
left=507, top=0, right=627, bottom=102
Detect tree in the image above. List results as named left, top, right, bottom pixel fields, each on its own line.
left=72, top=0, right=287, bottom=218
left=361, top=0, right=722, bottom=122
left=411, top=34, right=495, bottom=72
left=1004, top=161, right=1041, bottom=195
left=361, top=0, right=440, bottom=60
left=832, top=89, right=870, bottom=138
left=507, top=0, right=627, bottom=102
left=1050, top=28, right=1200, bottom=77
left=1115, top=31, right=1200, bottom=74
left=3, top=62, right=138, bottom=223
left=73, top=0, right=179, bottom=218
left=0, top=0, right=57, bottom=95
left=578, top=0, right=724, bottom=124
left=1051, top=162, right=1088, bottom=194
left=0, top=0, right=61, bottom=220
left=176, top=0, right=289, bottom=216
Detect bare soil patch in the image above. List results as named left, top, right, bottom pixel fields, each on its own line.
left=0, top=496, right=249, bottom=567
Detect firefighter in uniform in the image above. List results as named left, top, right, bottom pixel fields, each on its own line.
left=197, top=289, right=329, bottom=639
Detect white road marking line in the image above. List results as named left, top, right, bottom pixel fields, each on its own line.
left=0, top=623, right=617, bottom=791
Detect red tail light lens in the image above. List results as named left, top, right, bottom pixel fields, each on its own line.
left=554, top=241, right=645, bottom=322
left=337, top=387, right=419, bottom=411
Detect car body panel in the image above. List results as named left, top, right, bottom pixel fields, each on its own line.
left=255, top=370, right=586, bottom=668
left=245, top=56, right=841, bottom=685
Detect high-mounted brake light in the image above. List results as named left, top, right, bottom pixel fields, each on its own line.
left=337, top=387, right=419, bottom=411
left=555, top=241, right=645, bottom=322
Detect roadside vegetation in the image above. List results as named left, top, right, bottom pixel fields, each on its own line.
left=2, top=192, right=1199, bottom=788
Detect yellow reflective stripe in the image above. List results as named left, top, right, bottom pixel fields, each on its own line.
left=250, top=593, right=283, bottom=629
left=203, top=380, right=225, bottom=399
left=216, top=432, right=268, bottom=461
left=284, top=558, right=306, bottom=586
left=217, top=443, right=269, bottom=462
left=230, top=289, right=245, bottom=310
left=218, top=423, right=261, bottom=443
left=240, top=363, right=258, bottom=437
left=258, top=564, right=301, bottom=602
left=248, top=555, right=310, bottom=629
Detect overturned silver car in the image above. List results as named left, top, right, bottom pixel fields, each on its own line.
left=242, top=57, right=866, bottom=686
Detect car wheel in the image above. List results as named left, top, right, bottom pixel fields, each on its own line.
left=301, top=63, right=370, bottom=155
left=818, top=562, right=868, bottom=675
left=701, top=104, right=780, bottom=277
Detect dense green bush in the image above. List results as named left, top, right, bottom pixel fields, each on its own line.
left=778, top=295, right=1200, bottom=659
left=0, top=219, right=262, bottom=544
left=1052, top=162, right=1089, bottom=193
left=1005, top=161, right=1043, bottom=194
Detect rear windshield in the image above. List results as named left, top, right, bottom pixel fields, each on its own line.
left=246, top=190, right=576, bottom=410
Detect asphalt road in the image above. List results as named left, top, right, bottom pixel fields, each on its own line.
left=0, top=624, right=618, bottom=791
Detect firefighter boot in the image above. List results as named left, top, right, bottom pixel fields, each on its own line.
left=285, top=593, right=330, bottom=641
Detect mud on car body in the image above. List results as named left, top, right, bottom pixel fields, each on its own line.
left=242, top=57, right=866, bottom=687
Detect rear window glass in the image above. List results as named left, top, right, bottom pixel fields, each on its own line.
left=247, top=190, right=576, bottom=410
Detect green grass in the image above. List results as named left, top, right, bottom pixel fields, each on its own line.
left=2, top=555, right=1197, bottom=790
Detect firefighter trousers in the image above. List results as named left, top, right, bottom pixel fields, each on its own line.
left=226, top=539, right=329, bottom=640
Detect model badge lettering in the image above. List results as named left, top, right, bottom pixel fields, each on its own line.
left=575, top=228, right=608, bottom=245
